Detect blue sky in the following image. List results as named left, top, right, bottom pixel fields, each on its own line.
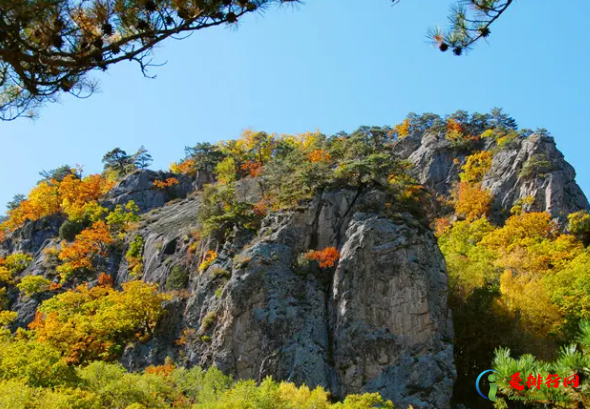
left=2, top=0, right=590, bottom=209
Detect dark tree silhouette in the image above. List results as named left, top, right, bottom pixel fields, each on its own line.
left=133, top=146, right=153, bottom=170
left=102, top=147, right=134, bottom=177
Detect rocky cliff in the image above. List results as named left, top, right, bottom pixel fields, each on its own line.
left=2, top=116, right=588, bottom=409
left=2, top=177, right=456, bottom=408
left=112, top=186, right=453, bottom=409
left=393, top=128, right=588, bottom=222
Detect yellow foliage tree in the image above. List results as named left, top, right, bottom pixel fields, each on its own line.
left=29, top=281, right=168, bottom=364
left=393, top=118, right=411, bottom=139
left=454, top=182, right=493, bottom=221
left=0, top=253, right=33, bottom=283
left=499, top=270, right=563, bottom=336
left=199, top=250, right=218, bottom=272
left=2, top=182, right=59, bottom=230
left=1, top=173, right=114, bottom=231
left=460, top=151, right=492, bottom=183
left=58, top=174, right=115, bottom=221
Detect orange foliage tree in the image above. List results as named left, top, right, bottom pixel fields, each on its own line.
left=145, top=358, right=175, bottom=377
left=305, top=247, right=340, bottom=269
left=446, top=118, right=479, bottom=144
left=97, top=273, right=113, bottom=287
left=56, top=221, right=114, bottom=281
left=199, top=250, right=218, bottom=272
left=0, top=173, right=114, bottom=232
left=393, top=118, right=411, bottom=139
left=447, top=118, right=465, bottom=134
left=307, top=149, right=332, bottom=164
left=153, top=177, right=180, bottom=189
left=170, top=158, right=196, bottom=175
left=240, top=160, right=264, bottom=177
left=454, top=182, right=493, bottom=221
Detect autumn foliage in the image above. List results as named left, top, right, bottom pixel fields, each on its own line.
left=446, top=118, right=465, bottom=134
left=56, top=221, right=114, bottom=281
left=240, top=160, right=264, bottom=177
left=58, top=174, right=115, bottom=221
left=199, top=250, right=218, bottom=272
left=393, top=118, right=411, bottom=139
left=253, top=199, right=270, bottom=217
left=153, top=177, right=179, bottom=189
left=97, top=273, right=113, bottom=287
left=0, top=172, right=114, bottom=233
left=454, top=182, right=493, bottom=221
left=170, top=158, right=196, bottom=175
left=17, top=276, right=52, bottom=297
left=145, top=358, right=175, bottom=377
left=0, top=253, right=33, bottom=283
left=460, top=151, right=492, bottom=183
left=29, top=281, right=168, bottom=364
left=307, top=149, right=332, bottom=164
left=305, top=247, right=340, bottom=269
left=445, top=118, right=480, bottom=145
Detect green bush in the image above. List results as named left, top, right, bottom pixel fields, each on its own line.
left=3, top=253, right=33, bottom=275
left=125, top=235, right=144, bottom=260
left=18, top=276, right=52, bottom=297
left=210, top=267, right=230, bottom=280
left=493, top=320, right=590, bottom=408
left=519, top=154, right=554, bottom=178
left=200, top=312, right=217, bottom=332
left=0, top=357, right=394, bottom=409
left=164, top=265, right=189, bottom=291
left=59, top=220, right=86, bottom=241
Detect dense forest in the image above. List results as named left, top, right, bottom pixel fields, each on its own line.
left=1, top=110, right=590, bottom=408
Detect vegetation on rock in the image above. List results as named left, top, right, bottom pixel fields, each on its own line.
left=1, top=109, right=586, bottom=407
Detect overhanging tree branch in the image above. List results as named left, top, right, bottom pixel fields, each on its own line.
left=0, top=0, right=515, bottom=121
left=426, top=0, right=514, bottom=55
left=0, top=0, right=299, bottom=120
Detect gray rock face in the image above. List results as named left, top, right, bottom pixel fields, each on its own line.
left=332, top=214, right=454, bottom=408
left=121, top=188, right=455, bottom=409
left=105, top=170, right=207, bottom=212
left=482, top=134, right=589, bottom=221
left=393, top=131, right=589, bottom=222
left=0, top=215, right=63, bottom=257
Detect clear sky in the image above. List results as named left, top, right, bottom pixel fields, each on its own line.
left=2, top=0, right=590, bottom=209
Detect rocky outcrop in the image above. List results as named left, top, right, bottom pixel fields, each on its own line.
left=120, top=188, right=455, bottom=409
left=332, top=213, right=454, bottom=408
left=0, top=215, right=63, bottom=257
left=393, top=131, right=589, bottom=222
left=482, top=134, right=589, bottom=221
left=104, top=170, right=210, bottom=212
